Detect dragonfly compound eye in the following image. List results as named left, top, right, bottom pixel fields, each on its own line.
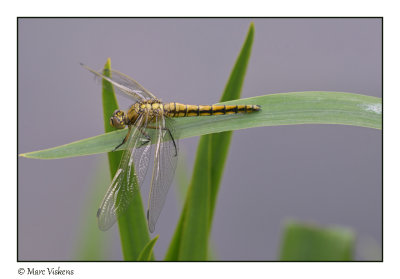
left=110, top=110, right=126, bottom=129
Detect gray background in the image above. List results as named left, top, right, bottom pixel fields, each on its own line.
left=18, top=18, right=382, bottom=261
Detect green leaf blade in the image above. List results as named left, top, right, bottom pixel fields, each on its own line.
left=163, top=200, right=187, bottom=261
left=220, top=22, right=254, bottom=102
left=179, top=136, right=213, bottom=260
left=74, top=159, right=112, bottom=261
left=102, top=59, right=123, bottom=178
left=102, top=59, right=152, bottom=261
left=165, top=23, right=255, bottom=261
left=20, top=92, right=381, bottom=160
left=137, top=235, right=160, bottom=261
left=279, top=220, right=355, bottom=261
left=209, top=22, right=254, bottom=222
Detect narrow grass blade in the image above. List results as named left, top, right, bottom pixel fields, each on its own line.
left=175, top=135, right=213, bottom=260
left=175, top=150, right=190, bottom=205
left=74, top=158, right=112, bottom=260
left=137, top=235, right=159, bottom=261
left=163, top=199, right=188, bottom=260
left=279, top=220, right=355, bottom=261
left=174, top=152, right=218, bottom=260
left=101, top=59, right=152, bottom=261
left=209, top=22, right=254, bottom=223
left=165, top=23, right=254, bottom=261
left=20, top=92, right=381, bottom=160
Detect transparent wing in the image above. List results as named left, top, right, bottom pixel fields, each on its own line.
left=81, top=63, right=156, bottom=101
left=97, top=114, right=152, bottom=231
left=147, top=115, right=179, bottom=232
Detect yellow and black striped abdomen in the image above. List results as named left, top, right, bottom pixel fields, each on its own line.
left=163, top=102, right=261, bottom=118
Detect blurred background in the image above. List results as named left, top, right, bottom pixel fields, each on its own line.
left=18, top=18, right=382, bottom=261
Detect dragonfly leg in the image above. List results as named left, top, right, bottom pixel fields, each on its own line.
left=112, top=127, right=131, bottom=151
left=143, top=125, right=177, bottom=156
left=165, top=128, right=178, bottom=157
left=138, top=128, right=151, bottom=147
left=112, top=127, right=152, bottom=151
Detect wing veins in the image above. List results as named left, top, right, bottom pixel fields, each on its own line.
left=97, top=114, right=151, bottom=231
left=81, top=63, right=154, bottom=101
left=147, top=116, right=179, bottom=232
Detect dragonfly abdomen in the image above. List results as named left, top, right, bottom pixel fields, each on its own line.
left=163, top=102, right=261, bottom=117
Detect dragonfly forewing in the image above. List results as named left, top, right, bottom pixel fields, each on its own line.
left=81, top=63, right=155, bottom=101
left=105, top=68, right=157, bottom=100
left=97, top=114, right=152, bottom=231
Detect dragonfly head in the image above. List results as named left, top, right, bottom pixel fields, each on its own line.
left=110, top=110, right=127, bottom=129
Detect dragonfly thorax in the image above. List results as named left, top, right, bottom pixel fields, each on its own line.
left=126, top=101, right=165, bottom=124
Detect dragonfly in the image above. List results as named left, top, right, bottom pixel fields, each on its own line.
left=82, top=64, right=261, bottom=232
